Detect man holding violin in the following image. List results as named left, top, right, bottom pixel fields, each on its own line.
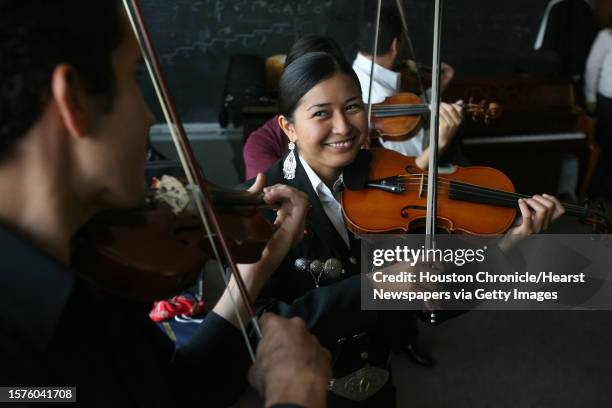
left=352, top=3, right=466, bottom=368
left=353, top=4, right=463, bottom=170
left=0, top=1, right=331, bottom=407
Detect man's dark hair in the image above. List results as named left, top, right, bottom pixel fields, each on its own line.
left=358, top=5, right=403, bottom=55
left=0, top=0, right=124, bottom=162
left=285, top=34, right=346, bottom=68
left=278, top=52, right=361, bottom=120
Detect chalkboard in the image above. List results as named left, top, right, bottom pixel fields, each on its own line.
left=139, top=0, right=552, bottom=123
left=139, top=0, right=363, bottom=122
left=402, top=0, right=550, bottom=76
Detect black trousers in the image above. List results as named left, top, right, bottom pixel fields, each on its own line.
left=590, top=94, right=612, bottom=196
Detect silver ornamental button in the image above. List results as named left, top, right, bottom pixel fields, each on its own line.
left=294, top=258, right=310, bottom=273
left=323, top=258, right=344, bottom=279
left=349, top=256, right=358, bottom=265
left=309, top=260, right=324, bottom=275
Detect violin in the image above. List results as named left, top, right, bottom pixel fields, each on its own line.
left=370, top=92, right=502, bottom=142
left=341, top=148, right=609, bottom=235
left=73, top=181, right=274, bottom=302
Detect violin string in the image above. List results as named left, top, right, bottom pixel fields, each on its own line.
left=391, top=175, right=586, bottom=215
left=124, top=1, right=258, bottom=362
left=394, top=181, right=586, bottom=217
left=394, top=173, right=587, bottom=212
left=387, top=172, right=586, bottom=212
left=397, top=181, right=524, bottom=207
left=373, top=105, right=486, bottom=114
left=372, top=104, right=429, bottom=110
left=373, top=103, right=482, bottom=109
left=396, top=178, right=587, bottom=214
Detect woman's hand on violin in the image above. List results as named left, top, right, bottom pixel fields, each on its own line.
left=499, top=194, right=565, bottom=252
left=264, top=185, right=309, bottom=240
left=258, top=183, right=310, bottom=267
left=248, top=173, right=309, bottom=250
left=247, top=172, right=267, bottom=194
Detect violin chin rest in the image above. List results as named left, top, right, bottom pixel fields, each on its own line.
left=343, top=149, right=372, bottom=190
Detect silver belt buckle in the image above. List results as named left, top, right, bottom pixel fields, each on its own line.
left=328, top=365, right=390, bottom=402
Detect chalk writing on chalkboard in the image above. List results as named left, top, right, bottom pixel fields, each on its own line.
left=138, top=0, right=549, bottom=122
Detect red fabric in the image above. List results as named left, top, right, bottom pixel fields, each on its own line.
left=149, top=296, right=206, bottom=323
left=243, top=115, right=289, bottom=180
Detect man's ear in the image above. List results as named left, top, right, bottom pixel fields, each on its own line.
left=389, top=37, right=400, bottom=60
left=51, top=64, right=96, bottom=138
left=278, top=115, right=297, bottom=143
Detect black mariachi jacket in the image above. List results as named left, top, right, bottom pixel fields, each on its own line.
left=244, top=153, right=414, bottom=377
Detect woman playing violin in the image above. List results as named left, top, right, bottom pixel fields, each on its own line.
left=249, top=51, right=565, bottom=407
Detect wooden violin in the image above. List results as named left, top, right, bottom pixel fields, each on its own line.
left=73, top=181, right=274, bottom=302
left=370, top=92, right=502, bottom=142
left=342, top=148, right=609, bottom=235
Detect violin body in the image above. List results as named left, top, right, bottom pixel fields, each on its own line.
left=73, top=192, right=274, bottom=302
left=370, top=93, right=502, bottom=143
left=370, top=93, right=424, bottom=141
left=342, top=148, right=517, bottom=235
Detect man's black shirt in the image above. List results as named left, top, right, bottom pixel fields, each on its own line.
left=0, top=223, right=252, bottom=407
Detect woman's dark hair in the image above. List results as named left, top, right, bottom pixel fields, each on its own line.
left=278, top=52, right=361, bottom=120
left=0, top=0, right=124, bottom=162
left=285, top=34, right=346, bottom=68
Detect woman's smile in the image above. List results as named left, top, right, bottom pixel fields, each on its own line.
left=322, top=135, right=356, bottom=152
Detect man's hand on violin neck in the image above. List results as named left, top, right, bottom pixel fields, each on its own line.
left=249, top=314, right=331, bottom=408
left=438, top=101, right=464, bottom=148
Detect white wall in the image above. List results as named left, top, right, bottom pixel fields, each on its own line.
left=149, top=123, right=244, bottom=186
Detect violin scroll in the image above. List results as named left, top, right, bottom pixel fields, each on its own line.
left=580, top=199, right=612, bottom=234
left=464, top=97, right=503, bottom=125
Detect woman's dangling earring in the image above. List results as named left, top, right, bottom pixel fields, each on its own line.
left=283, top=141, right=297, bottom=180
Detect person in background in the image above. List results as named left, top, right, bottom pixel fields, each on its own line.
left=534, top=0, right=597, bottom=105
left=585, top=14, right=612, bottom=196
left=353, top=4, right=460, bottom=167
left=0, top=2, right=331, bottom=407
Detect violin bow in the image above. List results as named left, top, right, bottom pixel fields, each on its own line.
left=366, top=0, right=383, bottom=131
left=371, top=0, right=443, bottom=323
left=395, top=0, right=430, bottom=105
left=368, top=0, right=443, bottom=240
left=123, top=0, right=261, bottom=362
left=424, top=0, right=444, bottom=324
left=425, top=0, right=443, bottom=242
